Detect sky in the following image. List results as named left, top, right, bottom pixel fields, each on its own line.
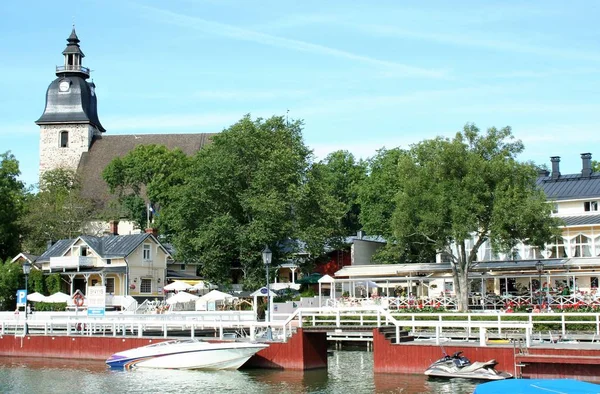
left=1, top=0, right=600, bottom=187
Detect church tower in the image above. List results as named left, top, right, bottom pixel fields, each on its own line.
left=36, top=27, right=105, bottom=183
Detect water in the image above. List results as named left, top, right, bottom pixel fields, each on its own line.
left=0, top=351, right=478, bottom=394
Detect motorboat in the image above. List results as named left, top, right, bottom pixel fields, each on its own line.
left=106, top=338, right=269, bottom=370
left=424, top=351, right=512, bottom=380
left=473, top=379, right=600, bottom=394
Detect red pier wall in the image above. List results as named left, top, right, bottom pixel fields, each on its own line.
left=244, top=328, right=328, bottom=370
left=373, top=329, right=600, bottom=382
left=0, top=329, right=327, bottom=371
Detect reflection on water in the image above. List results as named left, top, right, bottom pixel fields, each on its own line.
left=0, top=351, right=479, bottom=394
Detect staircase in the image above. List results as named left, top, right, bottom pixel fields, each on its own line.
left=379, top=326, right=414, bottom=343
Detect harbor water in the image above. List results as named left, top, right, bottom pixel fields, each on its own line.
left=0, top=350, right=478, bottom=394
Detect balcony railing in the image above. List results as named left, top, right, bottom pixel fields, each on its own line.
left=56, top=65, right=90, bottom=75
left=49, top=255, right=96, bottom=270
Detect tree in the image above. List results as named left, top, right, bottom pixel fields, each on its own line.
left=102, top=144, right=190, bottom=231
left=0, top=152, right=26, bottom=261
left=20, top=169, right=94, bottom=255
left=592, top=160, right=600, bottom=173
left=317, top=150, right=367, bottom=238
left=168, top=115, right=343, bottom=288
left=0, top=259, right=23, bottom=310
left=371, top=124, right=561, bottom=311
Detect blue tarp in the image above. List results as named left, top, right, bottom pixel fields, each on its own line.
left=474, top=379, right=600, bottom=394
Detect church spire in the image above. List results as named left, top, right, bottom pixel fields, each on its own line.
left=57, top=26, right=90, bottom=79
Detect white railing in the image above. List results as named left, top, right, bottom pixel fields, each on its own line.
left=49, top=256, right=95, bottom=270
left=56, top=65, right=90, bottom=74
left=6, top=307, right=600, bottom=348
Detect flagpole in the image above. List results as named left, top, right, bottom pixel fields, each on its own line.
left=146, top=203, right=150, bottom=229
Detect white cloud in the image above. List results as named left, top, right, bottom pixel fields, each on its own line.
left=135, top=5, right=446, bottom=78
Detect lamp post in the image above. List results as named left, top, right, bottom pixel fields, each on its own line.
left=22, top=260, right=31, bottom=334
left=262, top=245, right=272, bottom=340
left=535, top=260, right=544, bottom=306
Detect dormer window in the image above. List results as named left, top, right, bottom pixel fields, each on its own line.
left=584, top=201, right=598, bottom=212
left=60, top=131, right=69, bottom=148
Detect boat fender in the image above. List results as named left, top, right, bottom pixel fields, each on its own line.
left=74, top=294, right=84, bottom=307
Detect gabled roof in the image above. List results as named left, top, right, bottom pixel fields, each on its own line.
left=77, top=133, right=215, bottom=207
left=537, top=173, right=600, bottom=201
left=37, top=233, right=170, bottom=262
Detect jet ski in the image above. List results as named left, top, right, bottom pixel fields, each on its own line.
left=424, top=351, right=512, bottom=380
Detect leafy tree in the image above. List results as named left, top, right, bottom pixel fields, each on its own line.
left=317, top=150, right=367, bottom=238
left=0, top=152, right=26, bottom=261
left=367, top=124, right=561, bottom=311
left=168, top=115, right=342, bottom=288
left=20, top=169, right=93, bottom=255
left=0, top=259, right=23, bottom=310
left=102, top=144, right=190, bottom=231
left=592, top=160, right=600, bottom=173
left=358, top=148, right=434, bottom=263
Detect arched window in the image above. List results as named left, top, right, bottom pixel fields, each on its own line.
left=60, top=130, right=68, bottom=147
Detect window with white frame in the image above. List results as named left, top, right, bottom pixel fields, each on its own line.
left=546, top=237, right=567, bottom=258
left=584, top=201, right=599, bottom=212
left=571, top=234, right=592, bottom=257
left=143, top=244, right=151, bottom=261
left=106, top=278, right=115, bottom=293
left=591, top=277, right=598, bottom=289
left=140, top=278, right=152, bottom=293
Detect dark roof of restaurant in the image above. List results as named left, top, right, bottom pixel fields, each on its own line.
left=37, top=233, right=166, bottom=262
left=537, top=173, right=600, bottom=201
left=560, top=214, right=600, bottom=226
left=77, top=133, right=215, bottom=206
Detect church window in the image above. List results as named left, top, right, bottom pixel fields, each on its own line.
left=60, top=131, right=69, bottom=148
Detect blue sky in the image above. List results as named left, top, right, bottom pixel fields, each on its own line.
left=1, top=0, right=599, bottom=187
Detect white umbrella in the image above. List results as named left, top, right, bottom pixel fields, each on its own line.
left=166, top=291, right=200, bottom=305
left=198, top=289, right=236, bottom=302
left=163, top=281, right=192, bottom=292
left=27, top=292, right=47, bottom=302
left=45, top=292, right=72, bottom=303
left=190, top=281, right=217, bottom=291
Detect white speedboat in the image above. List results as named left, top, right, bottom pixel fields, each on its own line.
left=106, top=339, right=269, bottom=370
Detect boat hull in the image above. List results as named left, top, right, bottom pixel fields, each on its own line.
left=106, top=339, right=268, bottom=370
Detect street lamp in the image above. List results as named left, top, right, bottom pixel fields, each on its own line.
left=535, top=260, right=544, bottom=306
left=262, top=245, right=272, bottom=340
left=22, top=260, right=31, bottom=334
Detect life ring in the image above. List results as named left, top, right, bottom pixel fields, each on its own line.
left=74, top=294, right=84, bottom=307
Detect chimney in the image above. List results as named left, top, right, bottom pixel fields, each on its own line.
left=550, top=156, right=561, bottom=179
left=46, top=240, right=54, bottom=249
left=109, top=220, right=119, bottom=236
left=357, top=230, right=364, bottom=239
left=537, top=167, right=550, bottom=177
left=145, top=228, right=158, bottom=237
left=581, top=153, right=592, bottom=178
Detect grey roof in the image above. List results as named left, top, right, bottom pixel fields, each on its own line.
left=35, top=76, right=105, bottom=132
left=77, top=133, right=215, bottom=206
left=62, top=27, right=84, bottom=57
left=560, top=214, right=600, bottom=226
left=537, top=173, right=600, bottom=201
left=37, top=233, right=166, bottom=262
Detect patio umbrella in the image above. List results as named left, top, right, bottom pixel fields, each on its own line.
left=163, top=281, right=192, bottom=292
left=27, top=292, right=47, bottom=302
left=165, top=291, right=200, bottom=305
left=198, top=289, right=236, bottom=302
left=45, top=292, right=72, bottom=303
left=190, top=281, right=217, bottom=291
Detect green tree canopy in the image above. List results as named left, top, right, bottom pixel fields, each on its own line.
left=0, top=152, right=26, bottom=261
left=167, top=115, right=344, bottom=288
left=20, top=169, right=94, bottom=255
left=102, top=144, right=190, bottom=230
left=364, top=124, right=561, bottom=311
